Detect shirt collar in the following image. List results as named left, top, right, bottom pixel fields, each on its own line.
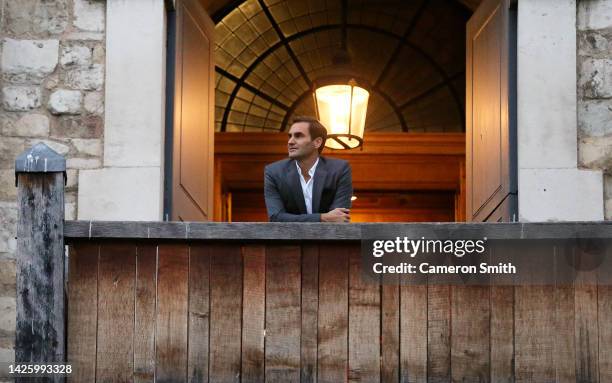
left=296, top=157, right=319, bottom=179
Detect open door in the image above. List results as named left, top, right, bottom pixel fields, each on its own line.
left=170, top=0, right=215, bottom=221
left=466, top=0, right=517, bottom=222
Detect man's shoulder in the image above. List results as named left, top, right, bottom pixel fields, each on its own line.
left=320, top=156, right=350, bottom=170
left=265, top=158, right=292, bottom=173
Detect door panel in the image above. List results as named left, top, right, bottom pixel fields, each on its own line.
left=172, top=0, right=215, bottom=221
left=466, top=0, right=515, bottom=222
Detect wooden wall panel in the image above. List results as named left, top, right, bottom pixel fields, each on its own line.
left=96, top=244, right=136, bottom=383
left=66, top=240, right=612, bottom=383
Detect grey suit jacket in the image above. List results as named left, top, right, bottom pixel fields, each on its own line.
left=264, top=156, right=353, bottom=222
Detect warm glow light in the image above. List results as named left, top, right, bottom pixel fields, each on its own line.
left=351, top=195, right=357, bottom=201
left=314, top=82, right=369, bottom=149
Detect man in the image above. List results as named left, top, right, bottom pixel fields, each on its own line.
left=264, top=116, right=352, bottom=222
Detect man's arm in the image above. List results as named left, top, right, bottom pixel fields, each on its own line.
left=264, top=167, right=321, bottom=222
left=329, top=161, right=353, bottom=210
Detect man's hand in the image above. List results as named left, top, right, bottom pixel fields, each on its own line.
left=321, top=208, right=350, bottom=222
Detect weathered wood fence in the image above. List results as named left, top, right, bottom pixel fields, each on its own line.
left=14, top=144, right=612, bottom=383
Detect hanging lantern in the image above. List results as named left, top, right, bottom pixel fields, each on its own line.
left=314, top=79, right=369, bottom=150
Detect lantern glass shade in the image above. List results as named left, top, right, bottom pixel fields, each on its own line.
left=314, top=83, right=369, bottom=149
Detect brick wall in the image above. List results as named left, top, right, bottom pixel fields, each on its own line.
left=0, top=0, right=105, bottom=365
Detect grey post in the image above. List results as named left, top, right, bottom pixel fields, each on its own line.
left=14, top=143, right=66, bottom=381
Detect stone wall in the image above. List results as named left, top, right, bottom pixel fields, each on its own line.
left=577, top=0, right=612, bottom=219
left=0, top=0, right=106, bottom=364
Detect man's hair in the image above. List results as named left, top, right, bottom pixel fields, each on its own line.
left=292, top=116, right=327, bottom=153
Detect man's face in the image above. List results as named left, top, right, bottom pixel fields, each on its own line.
left=287, top=122, right=321, bottom=159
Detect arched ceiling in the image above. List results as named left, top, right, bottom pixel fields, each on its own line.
left=212, top=0, right=474, bottom=133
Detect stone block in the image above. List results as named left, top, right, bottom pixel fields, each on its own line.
left=579, top=135, right=612, bottom=171
left=578, top=0, right=612, bottom=30
left=0, top=137, right=26, bottom=168
left=44, top=74, right=60, bottom=90
left=0, top=259, right=16, bottom=293
left=74, top=0, right=105, bottom=32
left=66, top=169, right=78, bottom=190
left=48, top=89, right=82, bottom=115
left=0, top=297, right=16, bottom=334
left=579, top=58, right=612, bottom=99
left=1, top=113, right=50, bottom=137
left=92, top=45, right=105, bottom=64
left=0, top=170, right=16, bottom=201
left=519, top=168, right=604, bottom=221
left=65, top=201, right=77, bottom=220
left=67, top=157, right=101, bottom=170
left=4, top=0, right=69, bottom=35
left=578, top=30, right=612, bottom=57
left=51, top=115, right=103, bottom=138
left=1, top=86, right=41, bottom=111
left=578, top=100, right=612, bottom=137
left=1, top=39, right=59, bottom=80
left=78, top=167, right=162, bottom=220
left=0, top=347, right=14, bottom=365
left=0, top=203, right=17, bottom=254
left=83, top=91, right=103, bottom=115
left=64, top=32, right=104, bottom=41
left=71, top=138, right=102, bottom=157
left=605, top=174, right=612, bottom=220
left=60, top=44, right=92, bottom=67
left=63, top=64, right=104, bottom=90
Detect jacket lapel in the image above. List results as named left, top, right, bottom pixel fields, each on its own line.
left=287, top=160, right=307, bottom=214
left=312, top=157, right=327, bottom=214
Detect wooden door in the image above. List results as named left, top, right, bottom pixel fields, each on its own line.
left=466, top=0, right=517, bottom=222
left=171, top=0, right=215, bottom=221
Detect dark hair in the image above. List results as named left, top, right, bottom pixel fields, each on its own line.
left=292, top=116, right=327, bottom=153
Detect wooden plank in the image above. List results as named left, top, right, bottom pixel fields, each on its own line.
left=489, top=286, right=513, bottom=383
left=318, top=243, right=349, bottom=383
left=575, top=271, right=598, bottom=383
left=156, top=244, right=189, bottom=383
left=134, top=245, right=157, bottom=383
left=301, top=244, right=319, bottom=383
left=348, top=245, right=380, bottom=382
left=427, top=284, right=450, bottom=383
left=514, top=285, right=555, bottom=382
left=554, top=283, right=576, bottom=383
left=209, top=244, right=242, bottom=383
left=188, top=244, right=211, bottom=383
left=450, top=286, right=490, bottom=382
left=96, top=244, right=136, bottom=382
left=400, top=283, right=427, bottom=383
left=67, top=243, right=99, bottom=383
left=599, top=285, right=612, bottom=382
left=242, top=245, right=265, bottom=383
left=381, top=282, right=399, bottom=383
left=265, top=244, right=301, bottom=382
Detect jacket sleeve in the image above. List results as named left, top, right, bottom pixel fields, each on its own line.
left=329, top=161, right=353, bottom=210
left=264, top=166, right=321, bottom=222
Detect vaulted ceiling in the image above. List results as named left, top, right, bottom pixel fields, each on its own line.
left=210, top=0, right=476, bottom=133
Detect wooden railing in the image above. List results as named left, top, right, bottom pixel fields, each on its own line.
left=13, top=144, right=612, bottom=383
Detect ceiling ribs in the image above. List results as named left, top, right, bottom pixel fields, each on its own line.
left=218, top=24, right=463, bottom=132
left=373, top=0, right=429, bottom=89
left=216, top=67, right=290, bottom=111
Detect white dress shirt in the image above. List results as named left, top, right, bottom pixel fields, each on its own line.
left=296, top=158, right=319, bottom=214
